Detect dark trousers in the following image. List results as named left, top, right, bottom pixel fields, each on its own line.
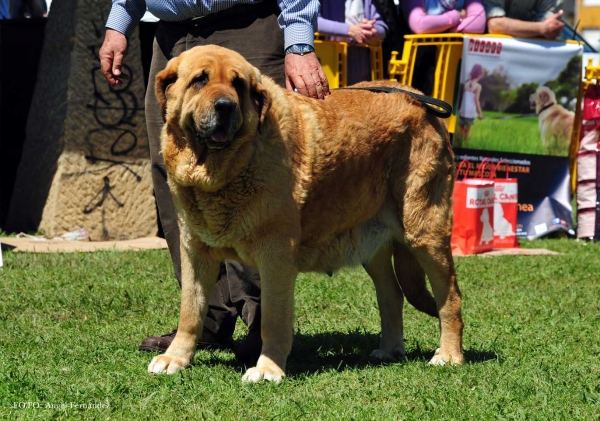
left=145, top=1, right=285, bottom=337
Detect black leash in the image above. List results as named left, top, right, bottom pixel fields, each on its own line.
left=336, top=86, right=453, bottom=119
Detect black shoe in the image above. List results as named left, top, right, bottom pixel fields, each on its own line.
left=139, top=328, right=235, bottom=353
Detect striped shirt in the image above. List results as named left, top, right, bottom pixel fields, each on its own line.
left=106, top=0, right=319, bottom=49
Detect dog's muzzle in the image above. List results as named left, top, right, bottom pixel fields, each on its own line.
left=195, top=97, right=239, bottom=150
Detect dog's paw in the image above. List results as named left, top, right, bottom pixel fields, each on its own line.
left=242, top=366, right=285, bottom=383
left=370, top=347, right=405, bottom=362
left=148, top=355, right=189, bottom=374
left=428, top=348, right=464, bottom=366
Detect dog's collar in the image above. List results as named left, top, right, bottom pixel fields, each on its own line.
left=538, top=102, right=555, bottom=115
left=335, top=87, right=452, bottom=119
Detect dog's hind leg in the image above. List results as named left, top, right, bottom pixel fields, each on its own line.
left=148, top=236, right=221, bottom=374
left=412, top=243, right=463, bottom=365
left=400, top=120, right=463, bottom=365
left=392, top=243, right=438, bottom=318
left=364, top=245, right=406, bottom=362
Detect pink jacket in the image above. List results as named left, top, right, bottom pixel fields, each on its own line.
left=404, top=0, right=486, bottom=34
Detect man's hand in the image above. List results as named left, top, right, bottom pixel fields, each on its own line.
left=541, top=10, right=565, bottom=39
left=285, top=52, right=330, bottom=100
left=99, top=29, right=129, bottom=86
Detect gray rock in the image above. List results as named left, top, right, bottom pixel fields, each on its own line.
left=7, top=0, right=156, bottom=240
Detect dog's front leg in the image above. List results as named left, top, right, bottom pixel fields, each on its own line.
left=148, top=236, right=220, bottom=374
left=242, top=245, right=298, bottom=383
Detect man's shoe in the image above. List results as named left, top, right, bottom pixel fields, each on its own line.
left=139, top=329, right=235, bottom=353
left=139, top=329, right=177, bottom=352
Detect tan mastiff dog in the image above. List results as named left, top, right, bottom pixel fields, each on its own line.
left=148, top=45, right=464, bottom=382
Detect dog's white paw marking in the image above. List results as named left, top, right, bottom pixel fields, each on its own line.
left=428, top=348, right=464, bottom=366
left=148, top=355, right=187, bottom=374
left=370, top=347, right=405, bottom=362
left=242, top=367, right=284, bottom=383
left=428, top=355, right=447, bottom=366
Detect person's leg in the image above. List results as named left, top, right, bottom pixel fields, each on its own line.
left=463, top=118, right=475, bottom=143
left=347, top=46, right=372, bottom=85
left=412, top=46, right=436, bottom=96
left=223, top=261, right=263, bottom=364
left=464, top=125, right=472, bottom=143
left=140, top=24, right=238, bottom=352
left=146, top=27, right=182, bottom=285
left=455, top=124, right=465, bottom=147
left=202, top=262, right=240, bottom=341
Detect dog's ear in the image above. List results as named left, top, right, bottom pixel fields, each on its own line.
left=539, top=90, right=550, bottom=106
left=155, top=56, right=182, bottom=122
left=250, top=67, right=271, bottom=134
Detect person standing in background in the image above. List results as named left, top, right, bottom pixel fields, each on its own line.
left=318, top=0, right=388, bottom=84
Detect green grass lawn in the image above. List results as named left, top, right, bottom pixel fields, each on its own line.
left=1, top=239, right=599, bottom=420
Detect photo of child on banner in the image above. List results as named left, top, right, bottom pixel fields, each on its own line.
left=576, top=84, right=600, bottom=241
left=456, top=63, right=484, bottom=147
left=451, top=160, right=494, bottom=255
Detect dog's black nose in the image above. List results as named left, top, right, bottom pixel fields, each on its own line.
left=214, top=97, right=236, bottom=115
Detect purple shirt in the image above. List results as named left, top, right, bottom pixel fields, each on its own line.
left=404, top=0, right=486, bottom=34
left=317, top=0, right=388, bottom=39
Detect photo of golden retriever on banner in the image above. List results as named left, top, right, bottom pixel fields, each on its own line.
left=529, top=86, right=575, bottom=152
left=146, top=45, right=464, bottom=383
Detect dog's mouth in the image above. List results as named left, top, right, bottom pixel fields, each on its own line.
left=197, top=125, right=230, bottom=150
left=189, top=104, right=240, bottom=151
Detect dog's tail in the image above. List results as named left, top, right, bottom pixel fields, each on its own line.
left=393, top=244, right=439, bottom=318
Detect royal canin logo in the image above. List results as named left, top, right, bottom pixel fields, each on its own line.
left=466, top=186, right=495, bottom=209
left=468, top=38, right=502, bottom=55
left=494, top=182, right=518, bottom=203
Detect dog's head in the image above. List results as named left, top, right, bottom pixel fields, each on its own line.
left=155, top=45, right=271, bottom=152
left=529, top=86, right=557, bottom=114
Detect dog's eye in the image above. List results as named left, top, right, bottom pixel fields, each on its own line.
left=192, top=72, right=209, bottom=88
left=232, top=75, right=245, bottom=95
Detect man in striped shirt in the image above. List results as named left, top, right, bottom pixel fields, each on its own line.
left=99, top=0, right=329, bottom=364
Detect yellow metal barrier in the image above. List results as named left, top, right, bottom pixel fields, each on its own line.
left=313, top=33, right=383, bottom=89
left=389, top=33, right=478, bottom=133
